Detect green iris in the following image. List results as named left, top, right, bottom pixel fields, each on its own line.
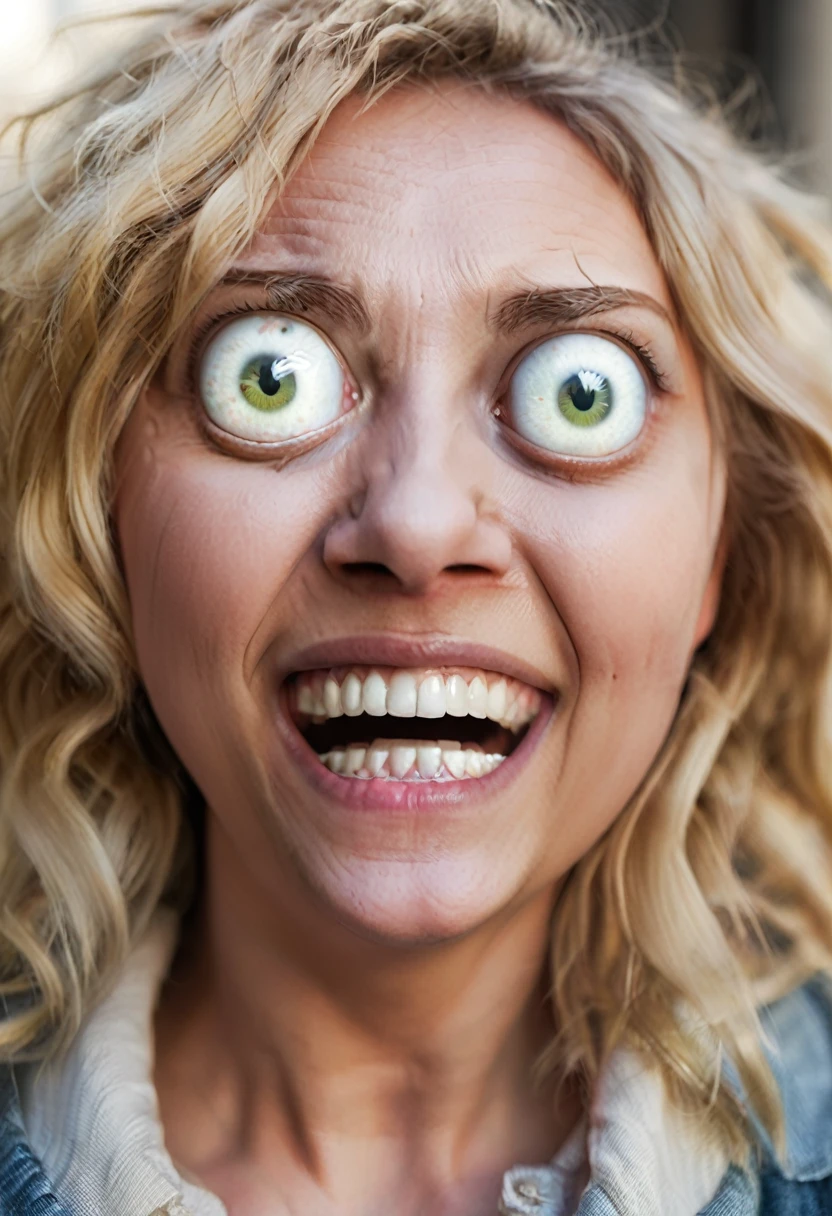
left=557, top=370, right=613, bottom=427
left=239, top=354, right=297, bottom=412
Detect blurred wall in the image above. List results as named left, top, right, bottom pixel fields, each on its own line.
left=670, top=0, right=832, bottom=196
left=669, top=0, right=756, bottom=58
left=771, top=0, right=832, bottom=198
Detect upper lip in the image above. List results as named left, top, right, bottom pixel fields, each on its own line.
left=278, top=634, right=557, bottom=694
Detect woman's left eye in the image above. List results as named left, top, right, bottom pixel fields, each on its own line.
left=198, top=313, right=353, bottom=443
left=505, top=332, right=648, bottom=458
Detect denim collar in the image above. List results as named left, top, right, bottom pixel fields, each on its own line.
left=732, top=972, right=832, bottom=1183
left=501, top=975, right=832, bottom=1213
left=0, top=1069, right=74, bottom=1215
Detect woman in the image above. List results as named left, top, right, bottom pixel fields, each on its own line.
left=2, top=0, right=832, bottom=1212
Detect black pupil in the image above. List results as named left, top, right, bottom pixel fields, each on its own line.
left=257, top=357, right=284, bottom=396
left=568, top=376, right=595, bottom=411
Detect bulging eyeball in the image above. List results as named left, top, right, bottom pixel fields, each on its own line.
left=507, top=332, right=648, bottom=457
left=199, top=313, right=354, bottom=443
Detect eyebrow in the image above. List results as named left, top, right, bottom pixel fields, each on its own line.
left=491, top=285, right=674, bottom=334
left=219, top=269, right=372, bottom=333
left=218, top=271, right=672, bottom=336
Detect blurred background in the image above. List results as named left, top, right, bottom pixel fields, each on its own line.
left=1, top=0, right=830, bottom=198
left=665, top=0, right=832, bottom=196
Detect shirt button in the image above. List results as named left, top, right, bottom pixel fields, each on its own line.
left=517, top=1181, right=543, bottom=1203
left=499, top=1165, right=558, bottom=1215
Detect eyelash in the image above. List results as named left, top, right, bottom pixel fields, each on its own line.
left=183, top=307, right=673, bottom=398
left=185, top=300, right=265, bottom=390
left=604, top=327, right=671, bottom=394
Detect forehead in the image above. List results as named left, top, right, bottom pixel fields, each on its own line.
left=240, top=83, right=671, bottom=312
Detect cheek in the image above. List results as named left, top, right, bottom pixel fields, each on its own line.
left=515, top=435, right=723, bottom=852
left=118, top=463, right=277, bottom=690
left=532, top=404, right=722, bottom=685
left=112, top=413, right=333, bottom=785
left=549, top=485, right=710, bottom=681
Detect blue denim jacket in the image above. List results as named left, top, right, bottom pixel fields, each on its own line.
left=1, top=976, right=832, bottom=1215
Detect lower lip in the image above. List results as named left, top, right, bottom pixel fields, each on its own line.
left=277, top=696, right=555, bottom=813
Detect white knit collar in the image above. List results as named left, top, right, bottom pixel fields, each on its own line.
left=21, top=914, right=730, bottom=1216
left=21, top=912, right=221, bottom=1216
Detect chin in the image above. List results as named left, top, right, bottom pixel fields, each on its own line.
left=301, top=854, right=520, bottom=947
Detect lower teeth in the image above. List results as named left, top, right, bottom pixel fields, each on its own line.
left=318, top=740, right=506, bottom=781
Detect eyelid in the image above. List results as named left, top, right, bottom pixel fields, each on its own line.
left=544, top=322, right=673, bottom=394
left=197, top=407, right=360, bottom=464
left=172, top=297, right=352, bottom=397
left=494, top=418, right=658, bottom=483
left=496, top=324, right=668, bottom=404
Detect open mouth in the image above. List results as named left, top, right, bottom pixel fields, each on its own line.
left=287, top=666, right=543, bottom=782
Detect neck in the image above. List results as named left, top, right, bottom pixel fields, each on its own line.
left=154, top=818, right=577, bottom=1216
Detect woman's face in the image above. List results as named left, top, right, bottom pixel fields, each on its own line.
left=114, top=85, right=725, bottom=944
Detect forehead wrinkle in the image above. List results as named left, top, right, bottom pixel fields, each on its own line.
left=266, top=151, right=450, bottom=240
left=367, top=254, right=499, bottom=372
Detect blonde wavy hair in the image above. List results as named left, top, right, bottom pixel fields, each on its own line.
left=2, top=0, right=832, bottom=1160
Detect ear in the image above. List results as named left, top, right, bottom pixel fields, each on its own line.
left=693, top=526, right=728, bottom=649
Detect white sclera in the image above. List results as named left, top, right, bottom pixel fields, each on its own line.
left=199, top=314, right=346, bottom=443
left=508, top=332, right=648, bottom=457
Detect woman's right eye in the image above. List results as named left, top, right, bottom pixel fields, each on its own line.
left=198, top=313, right=355, bottom=444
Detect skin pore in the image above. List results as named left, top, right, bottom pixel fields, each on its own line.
left=113, top=84, right=726, bottom=1215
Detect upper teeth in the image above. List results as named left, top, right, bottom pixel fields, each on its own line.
left=294, top=667, right=539, bottom=733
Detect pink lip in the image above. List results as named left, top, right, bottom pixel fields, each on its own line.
left=278, top=634, right=557, bottom=694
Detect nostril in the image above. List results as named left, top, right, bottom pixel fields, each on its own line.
left=341, top=561, right=490, bottom=582
left=342, top=562, right=397, bottom=579
left=322, top=478, right=512, bottom=591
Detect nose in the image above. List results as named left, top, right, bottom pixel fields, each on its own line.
left=322, top=407, right=512, bottom=595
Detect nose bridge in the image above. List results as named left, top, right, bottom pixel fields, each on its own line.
left=364, top=383, right=481, bottom=558
left=377, top=383, right=474, bottom=507
left=323, top=373, right=511, bottom=592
